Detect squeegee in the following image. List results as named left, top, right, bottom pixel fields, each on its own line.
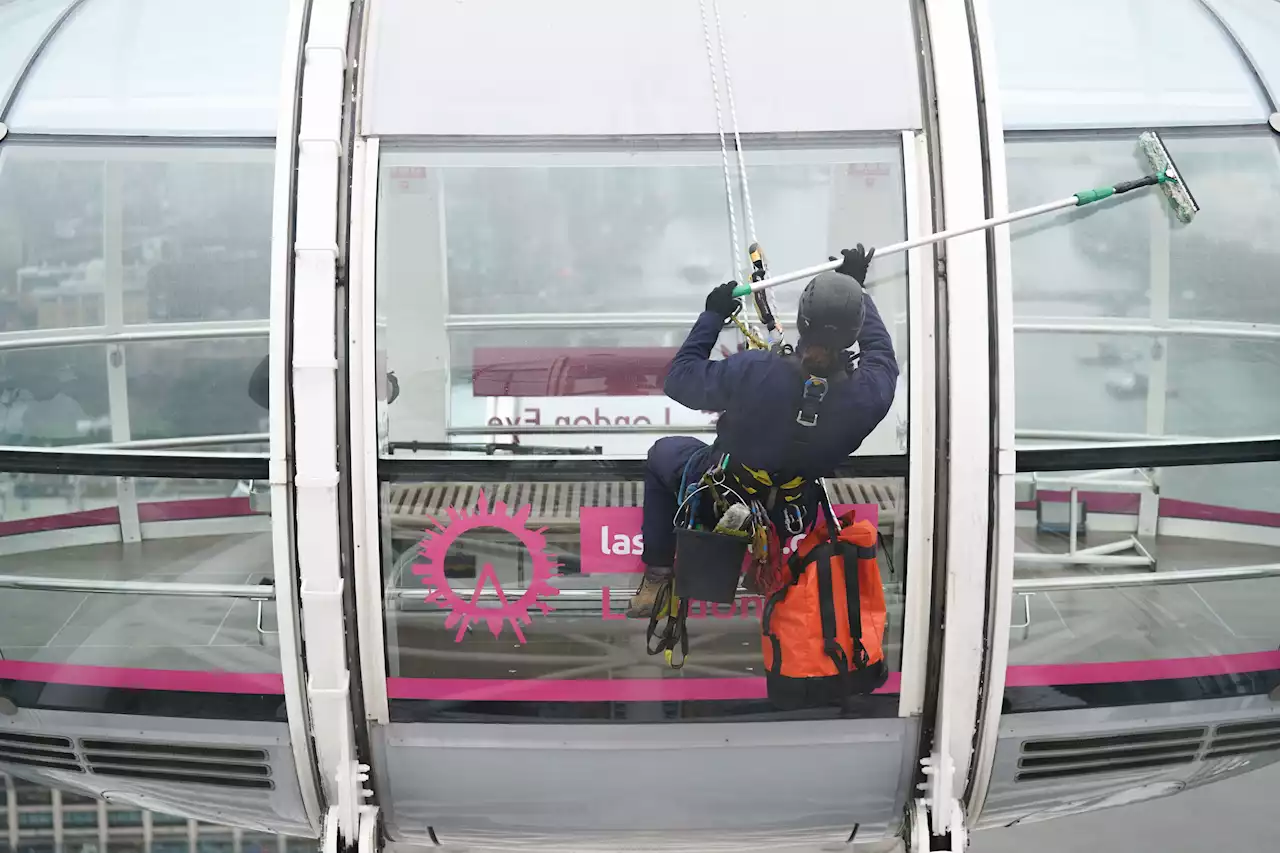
left=732, top=131, right=1199, bottom=299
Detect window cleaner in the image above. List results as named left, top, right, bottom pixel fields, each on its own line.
left=631, top=0, right=891, bottom=660
left=629, top=247, right=898, bottom=629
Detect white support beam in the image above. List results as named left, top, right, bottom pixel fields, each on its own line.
left=1145, top=197, right=1172, bottom=438
left=920, top=0, right=996, bottom=840
left=102, top=161, right=142, bottom=546
left=899, top=129, right=937, bottom=719
left=964, top=0, right=1016, bottom=831
left=292, top=0, right=367, bottom=845
left=349, top=136, right=390, bottom=724
left=269, top=0, right=326, bottom=836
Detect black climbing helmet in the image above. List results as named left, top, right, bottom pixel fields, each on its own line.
left=796, top=270, right=865, bottom=350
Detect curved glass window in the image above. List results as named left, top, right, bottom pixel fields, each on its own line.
left=1008, top=461, right=1280, bottom=674
left=1006, top=130, right=1280, bottom=443
left=0, top=0, right=73, bottom=109
left=0, top=144, right=273, bottom=450
left=1204, top=0, right=1280, bottom=106
left=362, top=0, right=921, bottom=136
left=990, top=0, right=1271, bottom=129
left=380, top=472, right=906, bottom=713
left=7, top=0, right=289, bottom=136
left=371, top=133, right=922, bottom=845
left=378, top=143, right=910, bottom=457
left=374, top=142, right=916, bottom=680
left=0, top=145, right=274, bottom=330
left=0, top=0, right=307, bottom=842
left=987, top=1, right=1280, bottom=828
left=0, top=472, right=279, bottom=676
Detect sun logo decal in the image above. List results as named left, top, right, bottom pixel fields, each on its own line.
left=411, top=491, right=561, bottom=643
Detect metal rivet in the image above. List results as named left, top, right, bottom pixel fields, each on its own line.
left=0, top=695, right=17, bottom=716
left=1271, top=112, right=1280, bottom=134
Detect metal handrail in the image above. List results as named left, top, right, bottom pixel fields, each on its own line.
left=388, top=561, right=1280, bottom=603
left=83, top=434, right=268, bottom=450
left=438, top=314, right=1280, bottom=339
left=0, top=575, right=274, bottom=599
left=0, top=446, right=269, bottom=479
left=0, top=322, right=268, bottom=352
left=1014, top=318, right=1280, bottom=341
left=447, top=313, right=696, bottom=330
left=1013, top=563, right=1280, bottom=593
left=1015, top=429, right=1203, bottom=444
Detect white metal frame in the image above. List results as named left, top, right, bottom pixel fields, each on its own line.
left=349, top=135, right=390, bottom=724
left=1013, top=318, right=1280, bottom=340
left=290, top=0, right=365, bottom=841
left=268, top=0, right=324, bottom=837
left=964, top=0, right=1015, bottom=828
left=919, top=0, right=995, bottom=838
left=1014, top=470, right=1158, bottom=570
left=898, top=129, right=936, bottom=719
left=0, top=322, right=268, bottom=351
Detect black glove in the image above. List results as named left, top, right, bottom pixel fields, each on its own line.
left=831, top=244, right=875, bottom=285
left=705, top=280, right=740, bottom=320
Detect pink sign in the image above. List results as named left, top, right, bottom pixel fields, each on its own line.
left=579, top=503, right=880, bottom=574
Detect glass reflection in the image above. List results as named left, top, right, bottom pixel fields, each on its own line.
left=0, top=148, right=273, bottom=333
left=1011, top=461, right=1280, bottom=667
left=1007, top=132, right=1280, bottom=443
left=377, top=146, right=911, bottom=457
left=380, top=476, right=907, bottom=720
left=0, top=347, right=106, bottom=446
left=0, top=474, right=277, bottom=673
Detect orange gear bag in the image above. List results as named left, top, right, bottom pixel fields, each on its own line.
left=760, top=504, right=889, bottom=709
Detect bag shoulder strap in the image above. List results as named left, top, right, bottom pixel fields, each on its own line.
left=814, top=544, right=848, bottom=678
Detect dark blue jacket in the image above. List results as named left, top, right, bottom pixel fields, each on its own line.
left=664, top=295, right=898, bottom=480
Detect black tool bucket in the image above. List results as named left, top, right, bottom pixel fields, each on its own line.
left=673, top=527, right=749, bottom=604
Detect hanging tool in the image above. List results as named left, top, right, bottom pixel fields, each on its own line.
left=732, top=131, right=1200, bottom=300
left=646, top=581, right=690, bottom=669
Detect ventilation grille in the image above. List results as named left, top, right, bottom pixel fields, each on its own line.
left=1207, top=718, right=1280, bottom=759
left=1017, top=727, right=1206, bottom=782
left=388, top=477, right=900, bottom=529
left=81, top=739, right=273, bottom=790
left=0, top=731, right=81, bottom=773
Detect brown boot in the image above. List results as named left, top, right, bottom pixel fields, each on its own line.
left=625, top=566, right=672, bottom=619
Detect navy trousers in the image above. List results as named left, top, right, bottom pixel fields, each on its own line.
left=640, top=436, right=709, bottom=568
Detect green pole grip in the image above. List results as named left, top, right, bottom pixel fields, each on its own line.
left=731, top=282, right=752, bottom=298
left=1074, top=186, right=1117, bottom=206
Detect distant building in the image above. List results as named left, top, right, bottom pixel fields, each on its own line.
left=1, top=775, right=313, bottom=853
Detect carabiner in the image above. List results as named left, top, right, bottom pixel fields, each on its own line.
left=784, top=504, right=805, bottom=535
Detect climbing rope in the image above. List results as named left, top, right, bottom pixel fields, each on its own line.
left=709, top=0, right=756, bottom=249
left=698, top=0, right=742, bottom=274
left=697, top=0, right=783, bottom=351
